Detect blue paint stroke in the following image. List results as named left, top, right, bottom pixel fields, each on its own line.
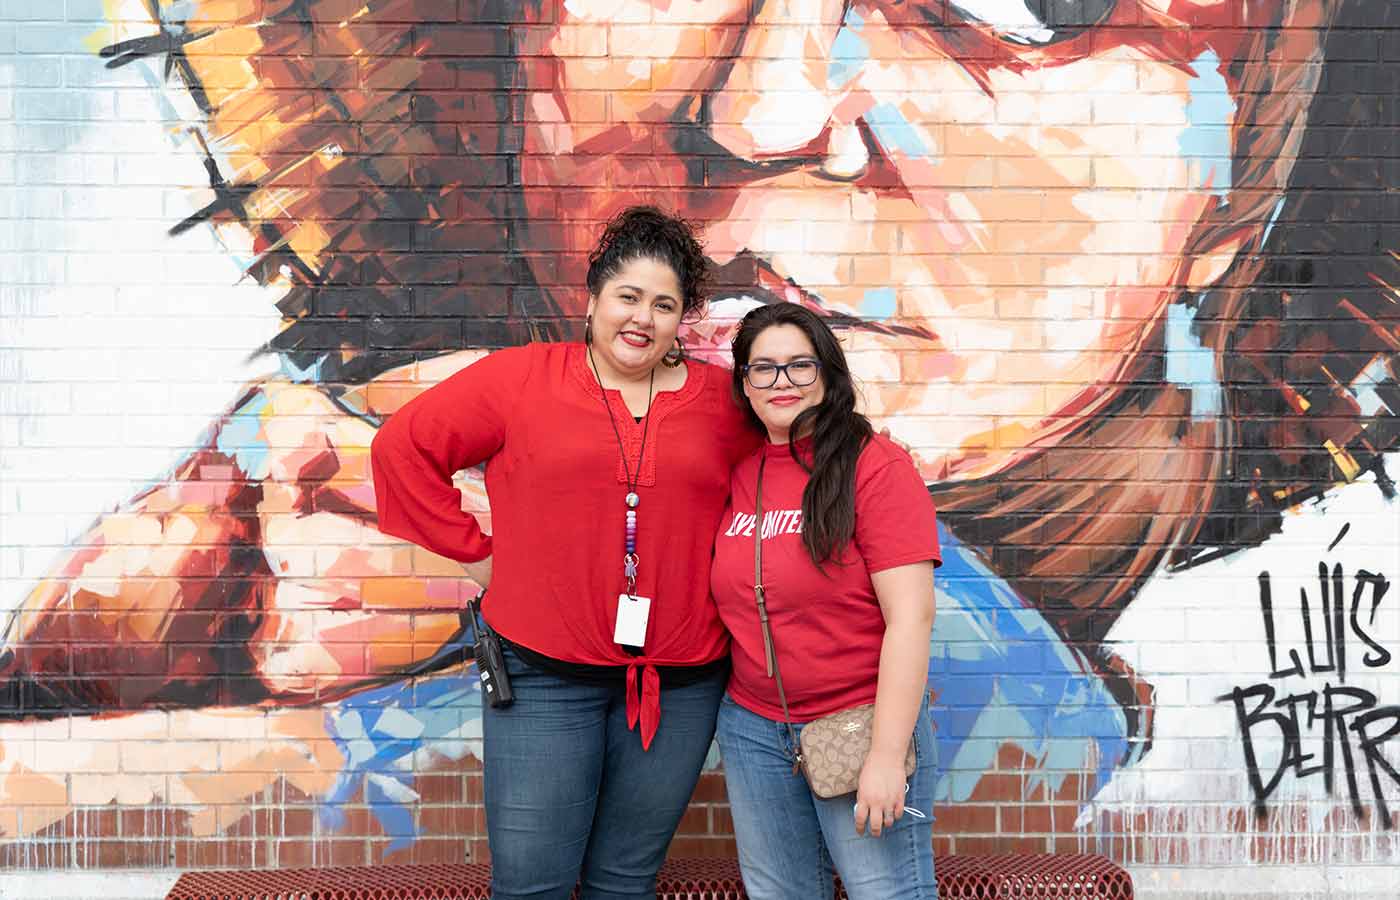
left=865, top=103, right=930, bottom=159
left=860, top=287, right=897, bottom=320
left=828, top=9, right=868, bottom=90
left=1352, top=356, right=1393, bottom=417
left=280, top=353, right=326, bottom=384
left=930, top=525, right=1130, bottom=804
left=1164, top=301, right=1222, bottom=420
left=213, top=390, right=272, bottom=480
left=1261, top=196, right=1286, bottom=247
left=1180, top=50, right=1234, bottom=197
left=323, top=638, right=480, bottom=851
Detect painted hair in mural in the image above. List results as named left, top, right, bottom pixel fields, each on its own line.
left=1, top=0, right=1397, bottom=868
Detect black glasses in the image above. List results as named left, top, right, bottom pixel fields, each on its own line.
left=742, top=359, right=822, bottom=389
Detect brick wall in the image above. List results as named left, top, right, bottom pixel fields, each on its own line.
left=1, top=0, right=1399, bottom=890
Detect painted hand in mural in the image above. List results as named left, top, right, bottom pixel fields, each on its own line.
left=0, top=353, right=494, bottom=711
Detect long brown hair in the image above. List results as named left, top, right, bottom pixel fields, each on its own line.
left=731, top=304, right=873, bottom=567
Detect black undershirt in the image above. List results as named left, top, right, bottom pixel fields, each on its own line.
left=501, top=635, right=730, bottom=688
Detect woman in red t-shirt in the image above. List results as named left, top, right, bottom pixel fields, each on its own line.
left=371, top=207, right=757, bottom=900
left=712, top=303, right=941, bottom=900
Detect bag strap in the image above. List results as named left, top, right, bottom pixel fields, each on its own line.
left=754, top=454, right=804, bottom=773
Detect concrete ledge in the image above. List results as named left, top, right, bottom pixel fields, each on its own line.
left=0, top=870, right=178, bottom=900
left=1130, top=865, right=1399, bottom=899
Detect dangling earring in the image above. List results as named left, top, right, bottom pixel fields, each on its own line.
left=661, top=335, right=686, bottom=368
left=584, top=314, right=593, bottom=346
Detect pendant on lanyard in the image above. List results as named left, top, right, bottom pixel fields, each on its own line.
left=624, top=491, right=640, bottom=594
left=588, top=345, right=656, bottom=653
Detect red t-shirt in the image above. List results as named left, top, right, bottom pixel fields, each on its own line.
left=371, top=342, right=758, bottom=744
left=711, top=434, right=941, bottom=722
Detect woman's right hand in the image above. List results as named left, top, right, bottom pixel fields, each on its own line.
left=854, top=749, right=909, bottom=837
left=463, top=557, right=493, bottom=590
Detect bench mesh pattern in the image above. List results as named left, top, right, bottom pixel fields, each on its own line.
left=166, top=854, right=1134, bottom=899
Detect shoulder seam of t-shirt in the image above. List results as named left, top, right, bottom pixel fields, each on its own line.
left=856, top=447, right=904, bottom=485
left=869, top=433, right=917, bottom=462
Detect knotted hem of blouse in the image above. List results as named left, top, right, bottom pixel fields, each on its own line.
left=625, top=661, right=662, bottom=750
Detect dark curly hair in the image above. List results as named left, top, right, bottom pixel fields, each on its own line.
left=585, top=206, right=709, bottom=318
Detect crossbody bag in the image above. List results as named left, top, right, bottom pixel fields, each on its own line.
left=752, top=455, right=916, bottom=799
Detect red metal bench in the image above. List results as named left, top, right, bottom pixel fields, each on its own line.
left=165, top=854, right=1133, bottom=898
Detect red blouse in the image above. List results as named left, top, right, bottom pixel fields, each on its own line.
left=371, top=342, right=758, bottom=746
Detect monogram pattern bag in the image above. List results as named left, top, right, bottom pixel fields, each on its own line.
left=797, top=703, right=915, bottom=799
left=752, top=457, right=916, bottom=800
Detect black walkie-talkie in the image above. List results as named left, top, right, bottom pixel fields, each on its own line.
left=470, top=590, right=514, bottom=708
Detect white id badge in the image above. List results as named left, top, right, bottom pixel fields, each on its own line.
left=614, top=593, right=651, bottom=648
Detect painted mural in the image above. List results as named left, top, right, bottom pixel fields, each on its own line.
left=1, top=0, right=1398, bottom=881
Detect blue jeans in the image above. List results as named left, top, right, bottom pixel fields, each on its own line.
left=482, top=645, right=726, bottom=900
left=716, top=694, right=938, bottom=900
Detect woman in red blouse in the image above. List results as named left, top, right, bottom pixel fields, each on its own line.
left=711, top=303, right=941, bottom=900
left=371, top=207, right=757, bottom=900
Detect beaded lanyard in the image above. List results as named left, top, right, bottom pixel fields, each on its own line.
left=587, top=346, right=656, bottom=600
